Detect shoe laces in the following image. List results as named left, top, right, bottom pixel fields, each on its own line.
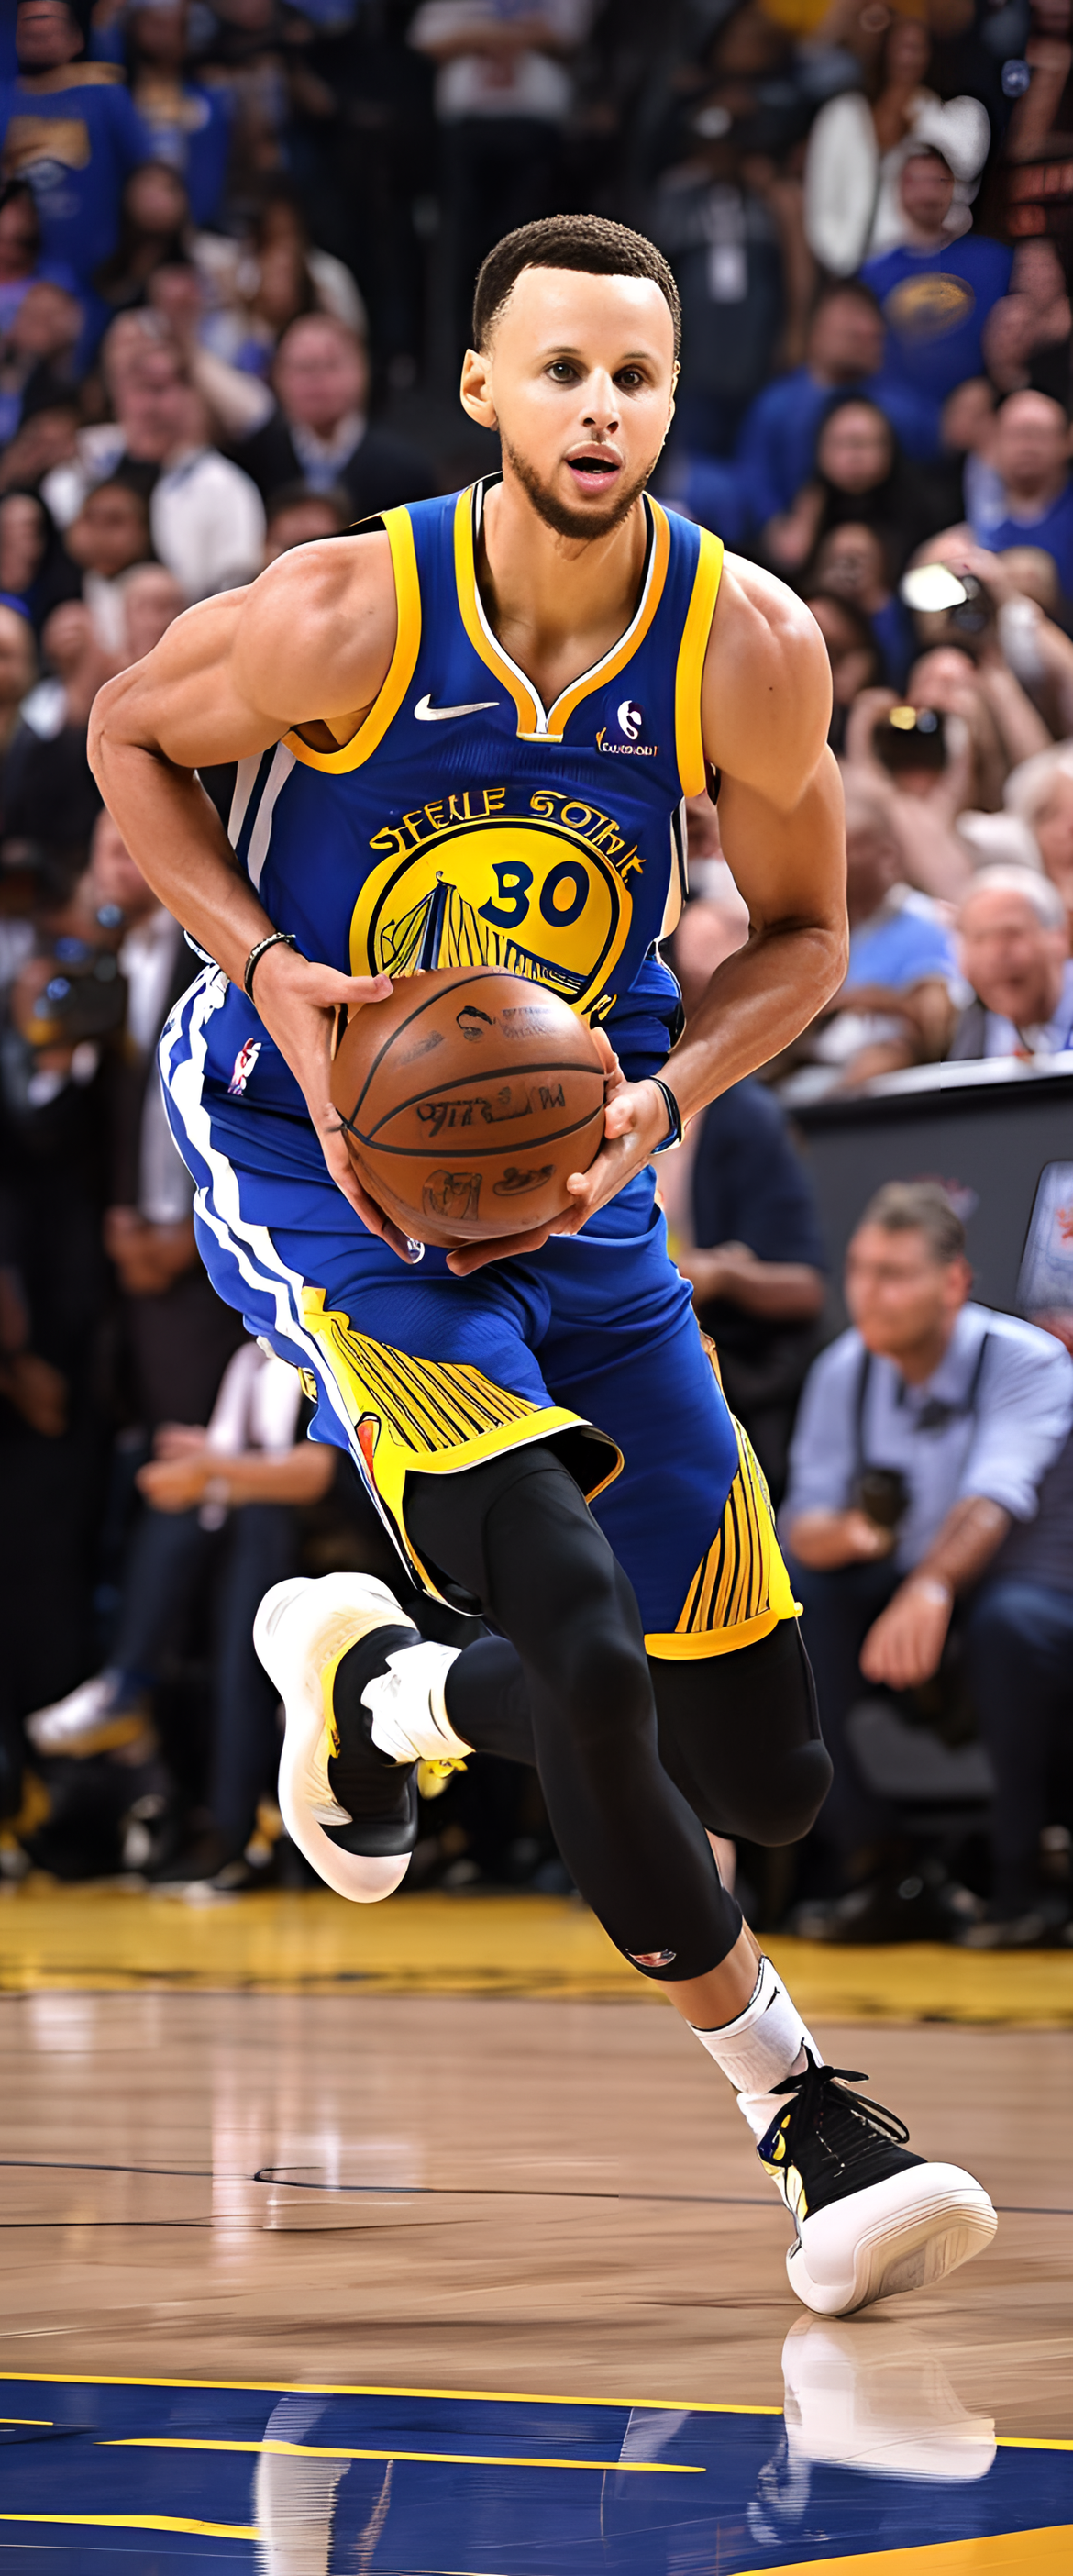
left=771, top=2049, right=910, bottom=2170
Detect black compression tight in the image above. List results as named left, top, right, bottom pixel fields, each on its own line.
left=405, top=1445, right=831, bottom=1983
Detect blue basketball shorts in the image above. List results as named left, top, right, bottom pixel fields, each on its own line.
left=160, top=967, right=800, bottom=1657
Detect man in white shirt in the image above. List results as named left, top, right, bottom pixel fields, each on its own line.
left=948, top=863, right=1073, bottom=1059
left=42, top=336, right=265, bottom=600
left=782, top=1180, right=1073, bottom=1915
left=409, top=2, right=593, bottom=349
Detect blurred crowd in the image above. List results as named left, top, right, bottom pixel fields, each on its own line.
left=2, top=0, right=1073, bottom=1943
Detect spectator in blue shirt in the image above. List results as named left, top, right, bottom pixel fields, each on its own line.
left=862, top=148, right=1012, bottom=435
left=672, top=283, right=939, bottom=544
left=741, top=283, right=941, bottom=523
left=0, top=0, right=150, bottom=293
left=782, top=1181, right=1073, bottom=1937
left=969, top=391, right=1073, bottom=601
left=777, top=772, right=958, bottom=1096
left=93, top=3, right=231, bottom=232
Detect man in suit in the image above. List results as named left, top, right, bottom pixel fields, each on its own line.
left=230, top=310, right=437, bottom=517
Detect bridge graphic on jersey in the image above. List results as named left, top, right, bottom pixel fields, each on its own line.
left=375, top=877, right=588, bottom=1005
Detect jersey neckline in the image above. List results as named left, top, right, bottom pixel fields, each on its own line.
left=453, top=473, right=671, bottom=743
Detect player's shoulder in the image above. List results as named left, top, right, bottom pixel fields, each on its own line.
left=230, top=527, right=401, bottom=712
left=707, top=550, right=830, bottom=716
left=238, top=527, right=396, bottom=639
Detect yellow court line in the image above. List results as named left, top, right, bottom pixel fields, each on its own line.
left=104, top=2435, right=702, bottom=2474
left=997, top=2436, right=1073, bottom=2452
left=751, top=2533, right=1073, bottom=2576
left=1, top=2369, right=780, bottom=2415
left=0, top=2416, right=51, bottom=2425
left=0, top=2513, right=257, bottom=2538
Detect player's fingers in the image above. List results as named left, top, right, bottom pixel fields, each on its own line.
left=446, top=1224, right=551, bottom=1276
left=299, top=964, right=393, bottom=1008
left=591, top=1027, right=624, bottom=1090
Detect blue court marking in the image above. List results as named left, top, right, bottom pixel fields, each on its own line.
left=0, top=2377, right=1069, bottom=2570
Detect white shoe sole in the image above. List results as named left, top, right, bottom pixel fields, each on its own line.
left=253, top=1572, right=415, bottom=1904
left=787, top=2163, right=997, bottom=2316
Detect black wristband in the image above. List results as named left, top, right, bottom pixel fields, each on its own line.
left=244, top=929, right=299, bottom=1004
left=649, top=1076, right=683, bottom=1153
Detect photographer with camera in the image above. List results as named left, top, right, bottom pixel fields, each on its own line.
left=781, top=1183, right=1073, bottom=1938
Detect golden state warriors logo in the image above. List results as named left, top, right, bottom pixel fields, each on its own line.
left=884, top=273, right=975, bottom=342
left=351, top=790, right=637, bottom=1013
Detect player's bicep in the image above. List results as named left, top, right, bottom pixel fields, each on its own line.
left=716, top=753, right=846, bottom=944
left=702, top=556, right=832, bottom=808
left=94, top=590, right=284, bottom=774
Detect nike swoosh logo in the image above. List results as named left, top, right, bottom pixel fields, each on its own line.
left=413, top=693, right=500, bottom=721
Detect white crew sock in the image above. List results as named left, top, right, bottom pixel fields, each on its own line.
left=690, top=1955, right=822, bottom=2140
left=361, top=1642, right=471, bottom=1764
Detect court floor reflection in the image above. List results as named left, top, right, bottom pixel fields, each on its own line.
left=0, top=2339, right=1069, bottom=2572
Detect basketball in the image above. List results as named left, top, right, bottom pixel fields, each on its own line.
left=329, top=966, right=607, bottom=1247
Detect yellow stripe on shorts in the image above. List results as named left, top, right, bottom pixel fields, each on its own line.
left=299, top=1285, right=620, bottom=1603
left=646, top=1411, right=801, bottom=1661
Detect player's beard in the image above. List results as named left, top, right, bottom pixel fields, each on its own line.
left=501, top=430, right=653, bottom=542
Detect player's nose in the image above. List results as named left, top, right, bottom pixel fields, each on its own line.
left=581, top=372, right=620, bottom=432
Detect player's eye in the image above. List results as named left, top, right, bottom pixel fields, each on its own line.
left=615, top=369, right=646, bottom=390
left=548, top=361, right=578, bottom=383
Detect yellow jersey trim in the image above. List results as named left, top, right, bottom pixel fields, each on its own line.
left=674, top=528, right=724, bottom=796
left=285, top=508, right=422, bottom=773
left=454, top=486, right=540, bottom=738
left=454, top=483, right=671, bottom=744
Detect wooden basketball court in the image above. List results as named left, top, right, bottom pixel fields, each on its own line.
left=1, top=1884, right=1070, bottom=2570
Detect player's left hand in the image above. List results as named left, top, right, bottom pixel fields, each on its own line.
left=858, top=1577, right=953, bottom=1693
left=446, top=1038, right=667, bottom=1275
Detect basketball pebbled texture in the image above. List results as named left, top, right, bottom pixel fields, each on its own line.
left=329, top=966, right=607, bottom=1247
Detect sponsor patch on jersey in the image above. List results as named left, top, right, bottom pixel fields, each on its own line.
left=228, top=1037, right=261, bottom=1096
left=596, top=695, right=658, bottom=758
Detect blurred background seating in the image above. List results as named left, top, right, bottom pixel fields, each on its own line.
left=2, top=0, right=1073, bottom=1939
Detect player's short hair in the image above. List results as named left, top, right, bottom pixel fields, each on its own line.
left=472, top=216, right=681, bottom=361
left=858, top=1180, right=967, bottom=1265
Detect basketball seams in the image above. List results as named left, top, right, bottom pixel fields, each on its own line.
left=342, top=967, right=570, bottom=1125
left=350, top=1109, right=604, bottom=1160
left=350, top=1057, right=604, bottom=1142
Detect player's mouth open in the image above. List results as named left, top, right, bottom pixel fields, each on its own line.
left=566, top=451, right=622, bottom=496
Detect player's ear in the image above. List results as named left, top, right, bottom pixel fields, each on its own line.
left=460, top=344, right=497, bottom=431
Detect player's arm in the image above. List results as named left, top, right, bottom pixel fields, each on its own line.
left=88, top=538, right=419, bottom=1259
left=663, top=557, right=846, bottom=1119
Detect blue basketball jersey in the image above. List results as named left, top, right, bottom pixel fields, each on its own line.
left=207, top=478, right=724, bottom=1107
left=160, top=480, right=803, bottom=1650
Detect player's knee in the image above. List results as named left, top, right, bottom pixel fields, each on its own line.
left=734, top=1739, right=834, bottom=1847
left=548, top=1615, right=650, bottom=1757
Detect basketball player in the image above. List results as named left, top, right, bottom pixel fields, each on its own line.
left=90, top=216, right=995, bottom=2315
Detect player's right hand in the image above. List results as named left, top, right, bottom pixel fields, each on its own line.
left=248, top=947, right=422, bottom=1262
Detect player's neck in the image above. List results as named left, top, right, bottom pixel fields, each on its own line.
left=478, top=474, right=650, bottom=708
